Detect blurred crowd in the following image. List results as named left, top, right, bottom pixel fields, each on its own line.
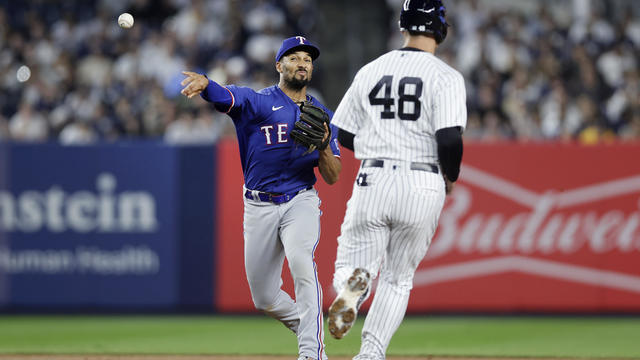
left=387, top=0, right=639, bottom=142
left=0, top=0, right=318, bottom=144
left=0, top=0, right=638, bottom=145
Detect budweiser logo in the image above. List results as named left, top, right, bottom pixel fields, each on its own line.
left=430, top=165, right=640, bottom=257
left=416, top=165, right=640, bottom=293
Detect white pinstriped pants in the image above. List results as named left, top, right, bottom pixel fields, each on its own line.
left=333, top=160, right=446, bottom=360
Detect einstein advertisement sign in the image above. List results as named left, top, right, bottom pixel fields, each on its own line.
left=0, top=172, right=158, bottom=234
left=0, top=144, right=199, bottom=308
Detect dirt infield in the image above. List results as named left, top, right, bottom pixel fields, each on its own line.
left=0, top=356, right=594, bottom=360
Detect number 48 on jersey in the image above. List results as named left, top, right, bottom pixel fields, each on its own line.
left=368, top=75, right=423, bottom=121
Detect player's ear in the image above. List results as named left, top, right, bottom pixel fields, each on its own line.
left=275, top=61, right=283, bottom=74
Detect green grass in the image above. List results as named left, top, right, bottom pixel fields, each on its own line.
left=388, top=317, right=640, bottom=358
left=0, top=315, right=639, bottom=358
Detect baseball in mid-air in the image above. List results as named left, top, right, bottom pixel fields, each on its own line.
left=118, top=13, right=134, bottom=28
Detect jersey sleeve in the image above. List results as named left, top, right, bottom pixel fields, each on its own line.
left=331, top=73, right=366, bottom=134
left=223, top=85, right=261, bottom=122
left=200, top=79, right=233, bottom=112
left=433, top=71, right=467, bottom=131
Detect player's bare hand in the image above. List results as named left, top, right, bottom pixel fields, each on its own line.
left=180, top=71, right=209, bottom=98
left=444, top=174, right=454, bottom=195
left=322, top=122, right=330, bottom=143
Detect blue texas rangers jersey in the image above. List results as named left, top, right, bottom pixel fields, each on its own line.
left=222, top=85, right=340, bottom=194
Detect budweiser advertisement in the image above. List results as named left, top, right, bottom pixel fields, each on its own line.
left=216, top=141, right=640, bottom=313
left=413, top=142, right=640, bottom=312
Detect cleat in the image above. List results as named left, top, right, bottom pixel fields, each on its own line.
left=328, top=268, right=370, bottom=339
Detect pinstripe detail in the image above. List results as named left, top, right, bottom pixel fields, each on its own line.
left=331, top=47, right=466, bottom=359
left=337, top=164, right=446, bottom=356
left=332, top=50, right=466, bottom=164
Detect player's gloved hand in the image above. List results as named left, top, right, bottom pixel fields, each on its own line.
left=291, top=101, right=331, bottom=154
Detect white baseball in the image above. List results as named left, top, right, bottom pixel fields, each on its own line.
left=118, top=13, right=134, bottom=29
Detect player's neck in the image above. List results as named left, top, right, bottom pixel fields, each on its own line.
left=278, top=83, right=308, bottom=104
left=402, top=35, right=437, bottom=54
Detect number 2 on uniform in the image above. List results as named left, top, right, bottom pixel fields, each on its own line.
left=368, top=75, right=423, bottom=121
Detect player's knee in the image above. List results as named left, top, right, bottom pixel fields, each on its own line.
left=380, top=273, right=413, bottom=294
left=251, top=295, right=275, bottom=312
left=257, top=304, right=287, bottom=324
left=254, top=302, right=275, bottom=314
left=286, top=254, right=315, bottom=279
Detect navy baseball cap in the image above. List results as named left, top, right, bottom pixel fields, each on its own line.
left=275, top=36, right=320, bottom=62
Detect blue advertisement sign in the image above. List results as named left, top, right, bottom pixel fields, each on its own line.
left=0, top=143, right=214, bottom=310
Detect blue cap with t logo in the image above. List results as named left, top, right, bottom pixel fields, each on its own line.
left=275, top=36, right=320, bottom=62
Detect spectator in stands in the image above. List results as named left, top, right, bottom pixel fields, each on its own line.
left=619, top=110, right=640, bottom=141
left=0, top=0, right=637, bottom=144
left=8, top=102, right=48, bottom=142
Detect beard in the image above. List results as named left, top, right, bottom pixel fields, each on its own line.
left=284, top=73, right=310, bottom=91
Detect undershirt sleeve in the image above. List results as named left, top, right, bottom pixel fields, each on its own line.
left=337, top=128, right=355, bottom=151
left=435, top=126, right=463, bottom=181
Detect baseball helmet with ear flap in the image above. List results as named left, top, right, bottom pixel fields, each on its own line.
left=399, top=0, right=449, bottom=44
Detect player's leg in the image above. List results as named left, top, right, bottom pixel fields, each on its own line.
left=356, top=265, right=415, bottom=359
left=243, top=199, right=300, bottom=334
left=329, top=169, right=392, bottom=339
left=356, top=173, right=446, bottom=359
left=328, top=266, right=372, bottom=340
left=279, top=189, right=326, bottom=360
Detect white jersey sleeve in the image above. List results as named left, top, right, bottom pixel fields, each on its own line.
left=433, top=71, right=467, bottom=131
left=331, top=71, right=365, bottom=134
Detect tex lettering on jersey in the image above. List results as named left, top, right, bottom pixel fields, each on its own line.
left=222, top=85, right=340, bottom=194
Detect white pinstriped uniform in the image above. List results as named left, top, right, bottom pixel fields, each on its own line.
left=331, top=49, right=466, bottom=359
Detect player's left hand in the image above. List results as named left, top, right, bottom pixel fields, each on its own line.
left=322, top=122, right=330, bottom=143
left=443, top=174, right=454, bottom=194
left=291, top=102, right=331, bottom=154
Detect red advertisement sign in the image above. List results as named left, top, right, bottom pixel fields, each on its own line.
left=414, top=142, right=640, bottom=312
left=216, top=140, right=640, bottom=313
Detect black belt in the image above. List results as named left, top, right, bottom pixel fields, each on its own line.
left=362, top=159, right=438, bottom=174
left=244, top=186, right=312, bottom=204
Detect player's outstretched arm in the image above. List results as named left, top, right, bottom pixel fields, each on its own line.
left=180, top=71, right=209, bottom=98
left=181, top=71, right=234, bottom=112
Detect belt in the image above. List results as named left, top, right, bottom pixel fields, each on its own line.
left=362, top=159, right=439, bottom=174
left=244, top=186, right=312, bottom=204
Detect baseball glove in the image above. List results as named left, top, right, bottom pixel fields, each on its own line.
left=291, top=102, right=331, bottom=154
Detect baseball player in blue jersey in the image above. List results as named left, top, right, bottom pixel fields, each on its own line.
left=180, top=36, right=341, bottom=360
